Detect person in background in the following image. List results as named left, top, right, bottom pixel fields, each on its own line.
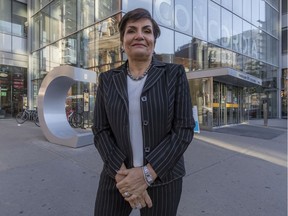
left=92, top=7, right=195, bottom=216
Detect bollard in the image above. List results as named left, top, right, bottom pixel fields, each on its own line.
left=263, top=102, right=268, bottom=126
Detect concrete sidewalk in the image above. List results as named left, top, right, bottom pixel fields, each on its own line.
left=0, top=118, right=287, bottom=216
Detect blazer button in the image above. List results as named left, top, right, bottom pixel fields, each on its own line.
left=141, top=96, right=147, bottom=102
left=145, top=147, right=150, bottom=152
left=143, top=120, right=149, bottom=126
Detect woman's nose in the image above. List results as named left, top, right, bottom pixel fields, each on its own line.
left=134, top=31, right=144, bottom=40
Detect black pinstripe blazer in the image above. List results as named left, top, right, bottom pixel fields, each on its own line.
left=92, top=58, right=195, bottom=186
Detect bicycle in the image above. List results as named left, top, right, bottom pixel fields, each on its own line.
left=66, top=106, right=83, bottom=128
left=15, top=107, right=40, bottom=127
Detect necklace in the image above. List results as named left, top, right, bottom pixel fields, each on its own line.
left=127, top=64, right=151, bottom=81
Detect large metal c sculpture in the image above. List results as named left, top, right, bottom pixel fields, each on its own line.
left=37, top=65, right=96, bottom=148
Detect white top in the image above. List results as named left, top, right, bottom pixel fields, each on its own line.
left=127, top=75, right=147, bottom=167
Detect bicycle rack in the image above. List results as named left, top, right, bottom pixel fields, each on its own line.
left=37, top=65, right=96, bottom=148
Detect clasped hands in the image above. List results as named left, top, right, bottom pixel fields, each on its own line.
left=115, top=164, right=153, bottom=209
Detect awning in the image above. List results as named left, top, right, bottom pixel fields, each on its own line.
left=186, top=68, right=262, bottom=87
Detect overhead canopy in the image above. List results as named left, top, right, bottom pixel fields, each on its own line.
left=186, top=68, right=262, bottom=87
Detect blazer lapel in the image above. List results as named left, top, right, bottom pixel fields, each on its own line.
left=142, top=60, right=166, bottom=93
left=112, top=68, right=129, bottom=112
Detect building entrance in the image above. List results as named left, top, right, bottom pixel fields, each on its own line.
left=213, top=82, right=245, bottom=127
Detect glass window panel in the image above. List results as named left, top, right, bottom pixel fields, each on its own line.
left=221, top=8, right=232, bottom=49
left=31, top=51, right=40, bottom=80
left=80, top=27, right=95, bottom=68
left=282, top=29, right=288, bottom=54
left=122, top=0, right=152, bottom=12
left=0, top=0, right=12, bottom=33
left=267, top=0, right=279, bottom=10
left=191, top=38, right=208, bottom=70
left=283, top=0, right=288, bottom=14
left=243, top=0, right=251, bottom=22
left=96, top=15, right=122, bottom=72
left=32, top=14, right=40, bottom=50
left=153, top=0, right=174, bottom=28
left=221, top=0, right=232, bottom=10
left=242, top=20, right=252, bottom=57
left=266, top=4, right=273, bottom=35
left=208, top=1, right=220, bottom=45
left=174, top=32, right=192, bottom=70
left=208, top=44, right=221, bottom=68
left=79, top=0, right=95, bottom=29
left=232, top=15, right=242, bottom=53
left=155, top=27, right=174, bottom=62
left=232, top=53, right=243, bottom=71
left=0, top=33, right=11, bottom=52
left=212, top=0, right=220, bottom=4
left=259, top=0, right=266, bottom=30
left=63, top=0, right=77, bottom=36
left=243, top=55, right=252, bottom=73
left=259, top=30, right=267, bottom=62
left=221, top=49, right=233, bottom=68
left=233, top=0, right=242, bottom=16
left=271, top=7, right=279, bottom=38
left=61, top=34, right=77, bottom=65
left=267, top=34, right=279, bottom=66
left=252, top=0, right=260, bottom=27
left=251, top=25, right=259, bottom=59
left=50, top=41, right=61, bottom=69
left=175, top=0, right=192, bottom=35
left=96, top=0, right=120, bottom=21
left=193, top=0, right=207, bottom=41
left=50, top=0, right=62, bottom=42
left=12, top=36, right=26, bottom=54
left=12, top=1, right=27, bottom=37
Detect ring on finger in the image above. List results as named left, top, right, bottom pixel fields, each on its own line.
left=123, top=191, right=131, bottom=197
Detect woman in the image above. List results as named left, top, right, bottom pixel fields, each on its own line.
left=92, top=8, right=195, bottom=216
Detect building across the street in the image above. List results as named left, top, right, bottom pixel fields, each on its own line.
left=0, top=0, right=287, bottom=130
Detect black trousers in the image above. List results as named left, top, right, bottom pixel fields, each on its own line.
left=94, top=171, right=183, bottom=216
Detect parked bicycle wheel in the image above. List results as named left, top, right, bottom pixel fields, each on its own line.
left=71, top=113, right=83, bottom=128
left=15, top=111, right=28, bottom=124
left=34, top=115, right=40, bottom=127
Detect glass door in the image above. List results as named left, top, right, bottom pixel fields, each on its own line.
left=213, top=81, right=226, bottom=126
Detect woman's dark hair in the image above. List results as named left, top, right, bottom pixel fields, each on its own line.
left=118, top=8, right=161, bottom=43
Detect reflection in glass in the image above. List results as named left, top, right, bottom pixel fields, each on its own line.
left=193, top=0, right=207, bottom=41
left=242, top=20, right=252, bottom=57
left=153, top=0, right=174, bottom=28
left=243, top=0, right=252, bottom=22
left=233, top=0, right=243, bottom=16
left=232, top=53, right=243, bottom=71
left=174, top=32, right=192, bottom=71
left=221, top=49, right=233, bottom=68
left=79, top=0, right=95, bottom=29
left=155, top=27, right=174, bottom=62
left=96, top=0, right=120, bottom=21
left=50, top=0, right=62, bottom=43
left=208, top=44, right=221, bottom=69
left=252, top=0, right=260, bottom=27
left=221, top=8, right=232, bottom=49
left=123, top=0, right=152, bottom=12
left=232, top=15, right=242, bottom=53
left=0, top=0, right=12, bottom=33
left=12, top=1, right=27, bottom=37
left=62, top=0, right=77, bottom=36
left=208, top=1, right=220, bottom=45
left=175, top=0, right=192, bottom=35
left=191, top=38, right=208, bottom=70
left=221, top=0, right=232, bottom=10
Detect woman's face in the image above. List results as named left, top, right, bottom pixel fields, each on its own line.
left=122, top=18, right=155, bottom=61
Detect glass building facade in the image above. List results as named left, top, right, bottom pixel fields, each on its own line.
left=0, top=0, right=283, bottom=129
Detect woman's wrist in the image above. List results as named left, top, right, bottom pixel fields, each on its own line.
left=142, top=164, right=157, bottom=186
